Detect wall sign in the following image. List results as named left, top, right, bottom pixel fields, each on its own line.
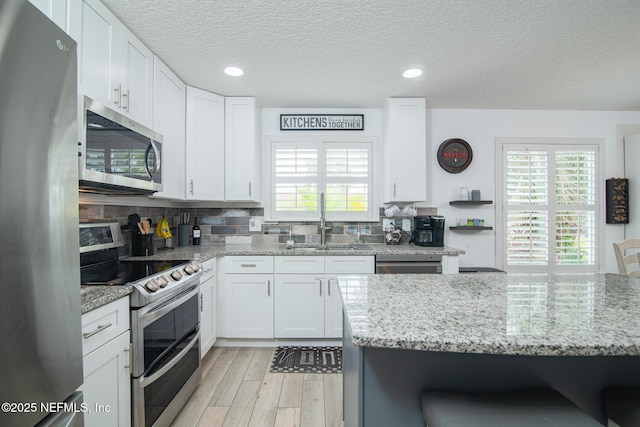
left=280, top=114, right=364, bottom=131
left=437, top=138, right=473, bottom=173
left=605, top=178, right=628, bottom=224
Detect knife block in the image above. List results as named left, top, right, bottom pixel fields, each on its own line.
left=132, top=233, right=154, bottom=256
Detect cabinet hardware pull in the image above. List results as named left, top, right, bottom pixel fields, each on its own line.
left=114, top=85, right=121, bottom=108
left=200, top=294, right=203, bottom=312
left=328, top=279, right=331, bottom=296
left=268, top=280, right=271, bottom=296
left=240, top=264, right=257, bottom=267
left=393, top=183, right=397, bottom=197
left=123, top=89, right=130, bottom=112
left=249, top=182, right=252, bottom=197
left=319, top=279, right=323, bottom=296
left=124, top=343, right=132, bottom=374
left=190, top=179, right=194, bottom=195
left=82, top=323, right=112, bottom=339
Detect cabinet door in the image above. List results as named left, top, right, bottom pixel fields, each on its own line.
left=185, top=87, right=225, bottom=200
left=225, top=97, right=260, bottom=201
left=153, top=57, right=186, bottom=200
left=384, top=98, right=427, bottom=202
left=119, top=26, right=153, bottom=127
left=225, top=274, right=273, bottom=338
left=324, top=278, right=343, bottom=338
left=77, top=0, right=120, bottom=108
left=80, top=332, right=131, bottom=427
left=275, top=275, right=325, bottom=338
left=200, top=276, right=216, bottom=358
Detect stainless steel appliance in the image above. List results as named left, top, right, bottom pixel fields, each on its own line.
left=79, top=96, right=163, bottom=195
left=0, top=1, right=83, bottom=426
left=79, top=223, right=202, bottom=427
left=409, top=215, right=445, bottom=247
left=375, top=254, right=443, bottom=274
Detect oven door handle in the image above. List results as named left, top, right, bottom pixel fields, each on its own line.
left=137, top=284, right=199, bottom=328
left=138, top=329, right=199, bottom=388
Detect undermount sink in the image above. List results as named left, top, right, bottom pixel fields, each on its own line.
left=288, top=243, right=372, bottom=251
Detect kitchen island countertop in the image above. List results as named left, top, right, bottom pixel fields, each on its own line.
left=338, top=272, right=640, bottom=356
left=339, top=272, right=640, bottom=426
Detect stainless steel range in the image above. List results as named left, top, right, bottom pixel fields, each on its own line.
left=80, top=222, right=202, bottom=427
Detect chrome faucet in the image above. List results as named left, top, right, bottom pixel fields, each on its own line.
left=319, top=192, right=331, bottom=246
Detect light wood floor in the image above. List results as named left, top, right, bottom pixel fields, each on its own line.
left=170, top=347, right=343, bottom=427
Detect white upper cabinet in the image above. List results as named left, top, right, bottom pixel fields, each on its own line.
left=185, top=86, right=225, bottom=201
left=383, top=98, right=427, bottom=202
left=29, top=0, right=80, bottom=34
left=153, top=57, right=186, bottom=200
left=225, top=97, right=261, bottom=202
left=73, top=0, right=153, bottom=127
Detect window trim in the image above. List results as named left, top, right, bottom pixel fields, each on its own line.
left=495, top=137, right=604, bottom=273
left=264, top=135, right=380, bottom=222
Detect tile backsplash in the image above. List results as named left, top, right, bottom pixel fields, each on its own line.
left=79, top=204, right=436, bottom=255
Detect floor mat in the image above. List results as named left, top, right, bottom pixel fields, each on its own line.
left=270, top=346, right=342, bottom=373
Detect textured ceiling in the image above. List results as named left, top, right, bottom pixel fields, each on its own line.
left=102, top=0, right=640, bottom=110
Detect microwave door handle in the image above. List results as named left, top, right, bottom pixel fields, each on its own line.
left=145, top=140, right=161, bottom=180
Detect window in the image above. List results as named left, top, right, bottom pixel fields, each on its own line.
left=268, top=139, right=375, bottom=221
left=499, top=140, right=599, bottom=272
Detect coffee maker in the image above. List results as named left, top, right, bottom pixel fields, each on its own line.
left=409, top=215, right=445, bottom=247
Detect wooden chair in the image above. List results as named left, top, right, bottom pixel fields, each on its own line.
left=613, top=239, right=640, bottom=277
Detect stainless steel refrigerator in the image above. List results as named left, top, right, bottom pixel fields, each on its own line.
left=0, top=1, right=83, bottom=426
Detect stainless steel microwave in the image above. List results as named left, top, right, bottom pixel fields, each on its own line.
left=78, top=96, right=162, bottom=194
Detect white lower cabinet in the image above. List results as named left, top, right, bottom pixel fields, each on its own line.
left=275, top=274, right=326, bottom=338
left=80, top=297, right=131, bottom=427
left=200, top=258, right=216, bottom=358
left=323, top=277, right=344, bottom=338
left=274, top=256, right=374, bottom=339
left=224, top=256, right=274, bottom=338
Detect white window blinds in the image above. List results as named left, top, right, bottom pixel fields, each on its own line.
left=503, top=144, right=598, bottom=272
left=271, top=141, right=373, bottom=220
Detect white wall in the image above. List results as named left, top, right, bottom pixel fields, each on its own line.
left=428, top=109, right=640, bottom=272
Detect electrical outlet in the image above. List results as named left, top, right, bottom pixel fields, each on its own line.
left=383, top=219, right=395, bottom=231
left=249, top=216, right=264, bottom=232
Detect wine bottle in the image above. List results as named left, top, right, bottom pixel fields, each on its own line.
left=192, top=217, right=201, bottom=245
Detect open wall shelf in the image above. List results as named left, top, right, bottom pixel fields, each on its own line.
left=449, top=226, right=493, bottom=231
left=449, top=200, right=493, bottom=206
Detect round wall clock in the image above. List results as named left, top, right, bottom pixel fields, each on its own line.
left=437, top=138, right=473, bottom=173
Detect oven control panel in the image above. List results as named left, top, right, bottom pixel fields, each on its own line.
left=131, top=261, right=203, bottom=307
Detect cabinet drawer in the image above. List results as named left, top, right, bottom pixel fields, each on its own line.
left=275, top=256, right=325, bottom=274
left=225, top=256, right=273, bottom=274
left=325, top=256, right=375, bottom=274
left=81, top=297, right=130, bottom=356
left=201, top=258, right=216, bottom=281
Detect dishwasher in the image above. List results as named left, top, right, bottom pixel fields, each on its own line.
left=375, top=254, right=442, bottom=274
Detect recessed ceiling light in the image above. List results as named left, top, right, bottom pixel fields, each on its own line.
left=403, top=68, right=423, bottom=79
left=224, top=66, right=244, bottom=77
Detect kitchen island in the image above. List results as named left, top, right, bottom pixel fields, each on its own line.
left=338, top=273, right=640, bottom=426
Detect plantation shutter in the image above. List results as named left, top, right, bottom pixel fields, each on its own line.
left=324, top=145, right=370, bottom=213
left=271, top=141, right=373, bottom=220
left=273, top=144, right=318, bottom=218
left=503, top=144, right=598, bottom=272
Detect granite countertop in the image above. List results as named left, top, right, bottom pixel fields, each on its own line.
left=81, top=243, right=464, bottom=315
left=80, top=285, right=133, bottom=314
left=338, top=273, right=640, bottom=356
left=122, top=243, right=464, bottom=262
